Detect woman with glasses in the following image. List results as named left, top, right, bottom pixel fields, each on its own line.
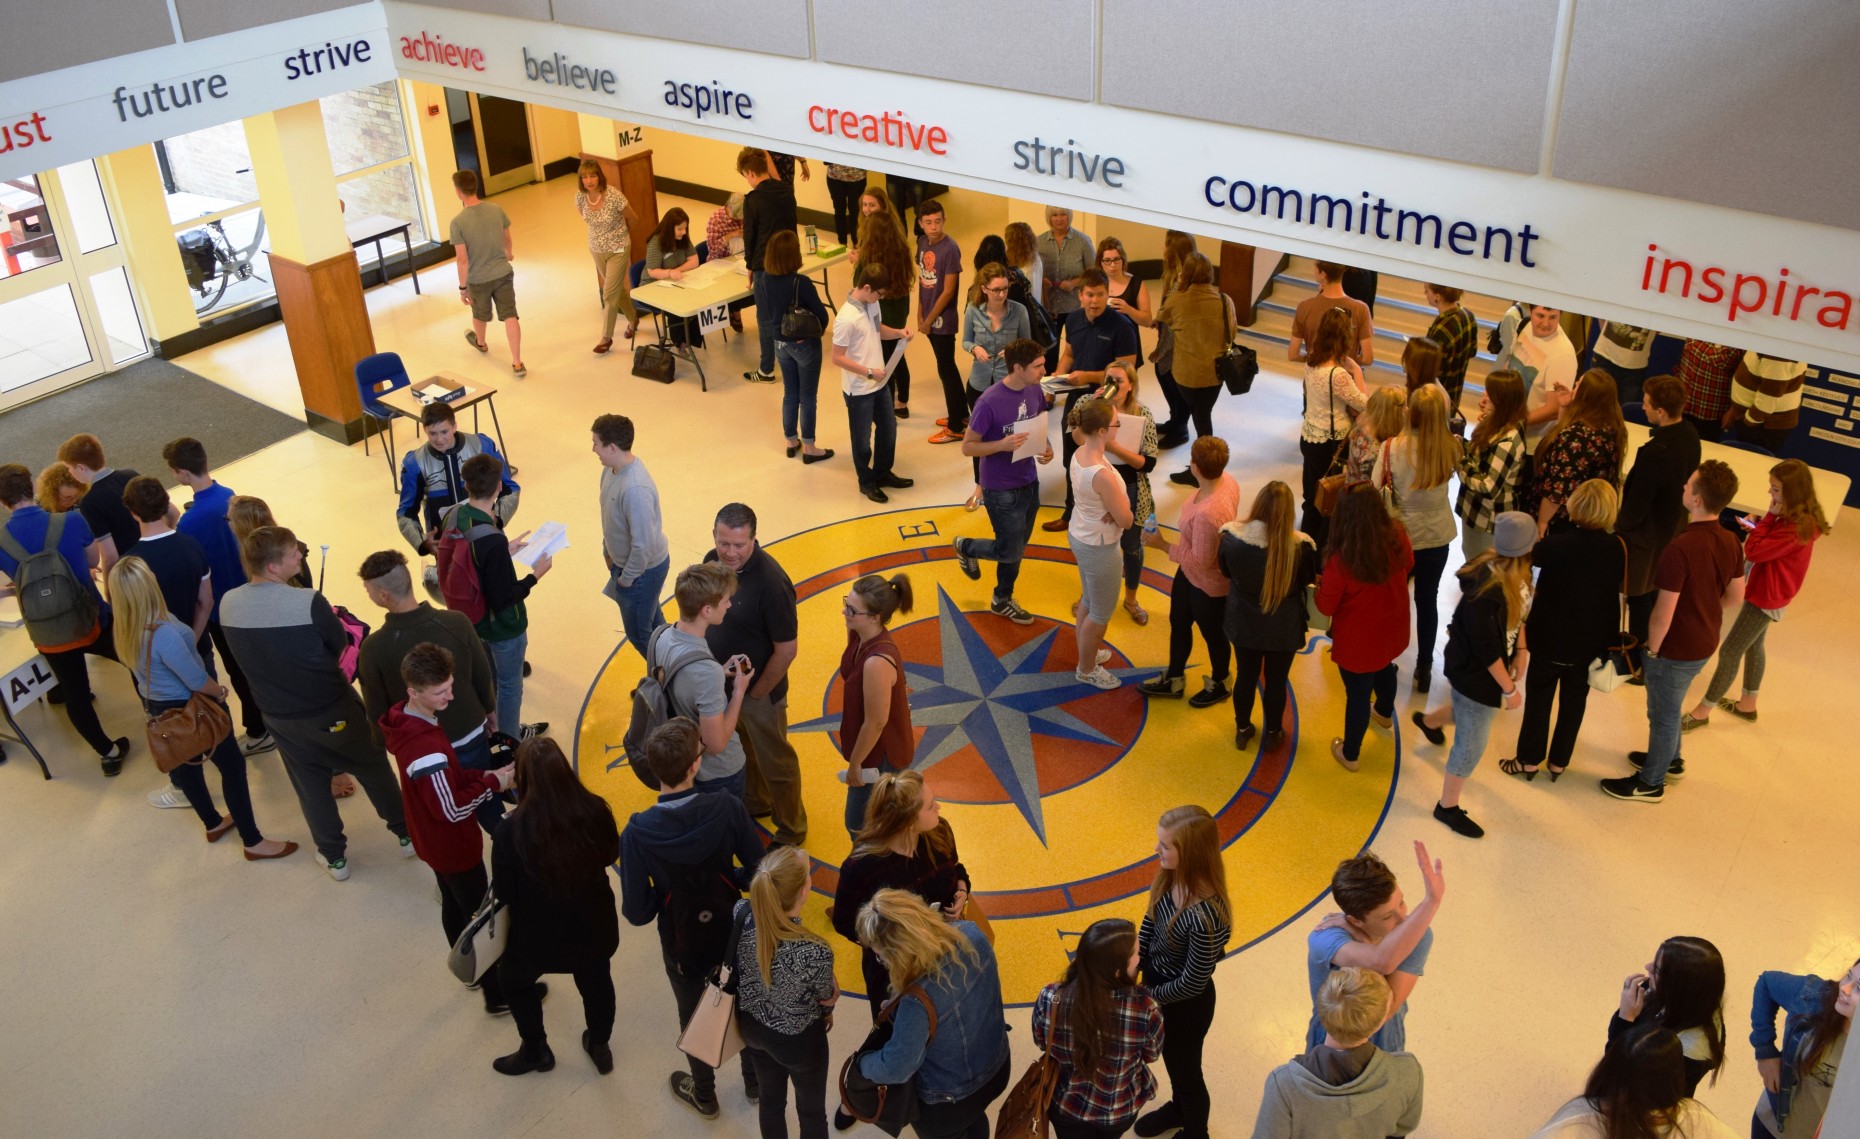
left=836, top=573, right=917, bottom=834
left=1099, top=236, right=1152, bottom=330
left=959, top=264, right=1032, bottom=509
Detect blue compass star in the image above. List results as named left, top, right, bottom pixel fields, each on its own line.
left=793, top=585, right=1160, bottom=845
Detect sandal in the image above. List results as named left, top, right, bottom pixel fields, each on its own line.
left=623, top=323, right=637, bottom=340
left=1545, top=764, right=1568, bottom=783
left=1498, top=757, right=1540, bottom=782
left=1122, top=599, right=1149, bottom=626
left=965, top=489, right=982, bottom=512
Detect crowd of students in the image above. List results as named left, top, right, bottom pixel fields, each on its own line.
left=0, top=151, right=1849, bottom=1137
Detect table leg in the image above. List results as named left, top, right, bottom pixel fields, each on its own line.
left=2, top=703, right=52, bottom=779
left=405, top=229, right=421, bottom=294
left=483, top=396, right=511, bottom=462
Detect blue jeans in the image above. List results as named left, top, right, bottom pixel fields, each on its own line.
left=1445, top=685, right=1500, bottom=778
left=694, top=766, right=746, bottom=801
left=970, top=482, right=1041, bottom=604
left=844, top=762, right=902, bottom=836
left=612, top=556, right=670, bottom=662
left=452, top=730, right=507, bottom=834
left=845, top=385, right=897, bottom=488
left=776, top=338, right=823, bottom=443
left=485, top=632, right=527, bottom=739
left=1337, top=662, right=1397, bottom=762
left=1640, top=654, right=1706, bottom=787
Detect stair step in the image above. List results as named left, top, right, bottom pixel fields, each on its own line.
left=1279, top=255, right=1516, bottom=323
left=1240, top=306, right=1494, bottom=404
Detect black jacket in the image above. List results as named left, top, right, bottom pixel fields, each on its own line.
left=1616, top=420, right=1701, bottom=596
left=1525, top=528, right=1626, bottom=665
left=1442, top=565, right=1519, bottom=707
left=742, top=178, right=797, bottom=276
left=492, top=804, right=621, bottom=974
left=1217, top=522, right=1317, bottom=652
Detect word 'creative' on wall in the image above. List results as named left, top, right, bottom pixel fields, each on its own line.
left=807, top=105, right=947, bottom=155
left=1203, top=174, right=1542, bottom=266
left=112, top=75, right=228, bottom=121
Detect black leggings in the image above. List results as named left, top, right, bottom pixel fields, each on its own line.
left=437, top=864, right=505, bottom=1008
left=930, top=333, right=967, bottom=430
left=1159, top=984, right=1217, bottom=1138
left=44, top=622, right=119, bottom=755
left=742, top=1016, right=830, bottom=1139
left=1181, top=383, right=1221, bottom=438
left=502, top=952, right=615, bottom=1050
left=826, top=176, right=865, bottom=246
left=1299, top=437, right=1341, bottom=553
left=1232, top=646, right=1294, bottom=733
left=1166, top=570, right=1230, bottom=682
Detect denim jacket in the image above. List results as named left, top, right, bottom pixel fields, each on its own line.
left=1750, top=969, right=1839, bottom=1130
left=962, top=301, right=1031, bottom=392
left=858, top=921, right=1011, bottom=1103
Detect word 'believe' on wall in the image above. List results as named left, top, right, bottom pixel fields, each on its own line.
left=523, top=48, right=615, bottom=93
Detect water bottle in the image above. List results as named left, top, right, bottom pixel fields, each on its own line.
left=1142, top=512, right=1159, bottom=538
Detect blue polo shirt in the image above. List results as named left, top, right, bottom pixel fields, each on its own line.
left=0, top=504, right=105, bottom=611
left=1063, top=307, right=1139, bottom=372
left=177, top=481, right=246, bottom=619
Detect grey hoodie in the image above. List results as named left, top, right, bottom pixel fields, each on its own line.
left=1250, top=1047, right=1423, bottom=1139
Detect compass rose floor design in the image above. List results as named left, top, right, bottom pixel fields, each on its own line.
left=576, top=504, right=1398, bottom=1004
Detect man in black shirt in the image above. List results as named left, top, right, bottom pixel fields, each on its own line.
left=1046, top=270, right=1139, bottom=530
left=57, top=432, right=149, bottom=570
left=701, top=503, right=805, bottom=846
left=738, top=147, right=797, bottom=385
left=1616, top=375, right=1703, bottom=676
left=121, top=477, right=212, bottom=641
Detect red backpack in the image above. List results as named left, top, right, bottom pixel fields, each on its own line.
left=435, top=505, right=499, bottom=624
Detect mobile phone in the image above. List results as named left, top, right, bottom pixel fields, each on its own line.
left=1736, top=515, right=1757, bottom=530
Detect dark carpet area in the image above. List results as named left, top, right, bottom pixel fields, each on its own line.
left=0, top=357, right=304, bottom=485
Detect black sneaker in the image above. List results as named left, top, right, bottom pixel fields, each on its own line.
left=1134, top=1102, right=1182, bottom=1138
left=1234, top=723, right=1255, bottom=751
left=1626, top=670, right=1646, bottom=687
left=1627, top=750, right=1685, bottom=781
left=1188, top=678, right=1230, bottom=709
left=669, top=1071, right=721, bottom=1118
left=743, top=369, right=776, bottom=384
left=1411, top=712, right=1447, bottom=747
left=522, top=660, right=532, bottom=678
left=1261, top=728, right=1286, bottom=752
left=1138, top=674, right=1184, bottom=698
left=861, top=485, right=889, bottom=504
left=952, top=537, right=981, bottom=580
left=1158, top=431, right=1190, bottom=449
left=519, top=722, right=549, bottom=741
left=990, top=598, right=1035, bottom=625
left=877, top=474, right=914, bottom=489
left=834, top=1107, right=858, bottom=1132
left=1600, top=774, right=1664, bottom=803
left=1433, top=802, right=1486, bottom=838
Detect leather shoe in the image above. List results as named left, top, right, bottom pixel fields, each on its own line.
left=877, top=474, right=914, bottom=489
left=861, top=486, right=889, bottom=504
left=492, top=1044, right=556, bottom=1076
left=802, top=449, right=836, bottom=464
left=1168, top=468, right=1197, bottom=486
left=583, top=1030, right=614, bottom=1075
left=1041, top=516, right=1070, bottom=532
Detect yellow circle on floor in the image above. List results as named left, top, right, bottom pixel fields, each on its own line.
left=576, top=504, right=1399, bottom=1004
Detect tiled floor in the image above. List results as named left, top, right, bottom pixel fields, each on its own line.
left=1, top=175, right=1856, bottom=1138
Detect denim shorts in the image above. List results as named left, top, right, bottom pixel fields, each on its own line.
left=1070, top=536, right=1122, bottom=623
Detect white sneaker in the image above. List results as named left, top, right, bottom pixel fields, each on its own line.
left=240, top=731, right=276, bottom=756
left=400, top=835, right=417, bottom=858
left=1075, top=667, right=1121, bottom=690
left=315, top=853, right=351, bottom=881
left=423, top=564, right=439, bottom=588
left=1095, top=648, right=1112, bottom=666
left=147, top=784, right=190, bottom=809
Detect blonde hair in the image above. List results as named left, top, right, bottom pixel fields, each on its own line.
left=107, top=556, right=172, bottom=670
left=1400, top=385, right=1456, bottom=491
left=747, top=846, right=826, bottom=987
left=1317, top=967, right=1393, bottom=1044
left=1362, top=386, right=1407, bottom=443
left=1566, top=479, right=1619, bottom=531
left=1464, top=549, right=1535, bottom=628
left=856, top=888, right=977, bottom=993
left=851, top=770, right=953, bottom=860
left=226, top=495, right=279, bottom=544
left=1145, top=805, right=1233, bottom=943
left=1240, top=481, right=1302, bottom=612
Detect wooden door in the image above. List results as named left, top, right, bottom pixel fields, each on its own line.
left=615, top=150, right=657, bottom=252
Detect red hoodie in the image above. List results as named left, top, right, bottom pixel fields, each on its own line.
left=380, top=700, right=500, bottom=874
left=1743, top=513, right=1817, bottom=610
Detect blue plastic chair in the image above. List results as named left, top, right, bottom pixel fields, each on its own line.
left=1622, top=400, right=1647, bottom=427
left=355, top=351, right=413, bottom=490
left=1719, top=438, right=1775, bottom=458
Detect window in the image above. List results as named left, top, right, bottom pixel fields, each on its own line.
left=0, top=174, right=63, bottom=281
left=326, top=83, right=428, bottom=251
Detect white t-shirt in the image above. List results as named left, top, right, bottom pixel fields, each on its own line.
left=1514, top=327, right=1579, bottom=452
left=1530, top=1096, right=1738, bottom=1139
left=1594, top=321, right=1655, bottom=370
left=833, top=297, right=886, bottom=396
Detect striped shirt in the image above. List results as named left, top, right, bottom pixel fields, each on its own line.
left=1138, top=892, right=1232, bottom=1005
left=1032, top=983, right=1163, bottom=1126
left=1730, top=352, right=1808, bottom=432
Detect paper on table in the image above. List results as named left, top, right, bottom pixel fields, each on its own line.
left=1011, top=411, right=1050, bottom=462
left=512, top=521, right=569, bottom=568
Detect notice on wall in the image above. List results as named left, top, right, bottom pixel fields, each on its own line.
left=1791, top=364, right=1860, bottom=505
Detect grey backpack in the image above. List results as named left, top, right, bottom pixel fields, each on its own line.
left=0, top=513, right=99, bottom=648
left=622, top=624, right=714, bottom=789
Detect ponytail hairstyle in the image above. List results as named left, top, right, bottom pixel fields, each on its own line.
left=851, top=572, right=915, bottom=626
left=1470, top=370, right=1529, bottom=452
left=1461, top=548, right=1535, bottom=629
left=1073, top=396, right=1116, bottom=439
left=747, top=845, right=827, bottom=987
left=856, top=888, right=977, bottom=993
left=1145, top=805, right=1232, bottom=945
left=1770, top=459, right=1831, bottom=544
left=107, top=556, right=171, bottom=670
left=850, top=770, right=954, bottom=861
left=1644, top=936, right=1726, bottom=1086
left=1053, top=918, right=1139, bottom=1075
left=1580, top=1023, right=1687, bottom=1139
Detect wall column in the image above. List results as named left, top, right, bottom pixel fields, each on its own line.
left=244, top=101, right=374, bottom=443
left=94, top=145, right=200, bottom=347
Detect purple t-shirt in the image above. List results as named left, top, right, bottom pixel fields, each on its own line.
left=917, top=235, right=961, bottom=335
left=970, top=380, right=1046, bottom=490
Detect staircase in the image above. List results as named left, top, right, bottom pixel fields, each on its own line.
left=1240, top=256, right=1515, bottom=395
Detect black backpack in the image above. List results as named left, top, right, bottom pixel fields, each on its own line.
left=623, top=624, right=714, bottom=789
left=657, top=848, right=743, bottom=976
left=1487, top=301, right=1529, bottom=356
left=1009, top=267, right=1057, bottom=350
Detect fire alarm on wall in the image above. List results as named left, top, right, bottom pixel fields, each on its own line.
left=427, top=104, right=440, bottom=116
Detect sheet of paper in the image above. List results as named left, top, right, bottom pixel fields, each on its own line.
left=1011, top=411, right=1050, bottom=462
left=1113, top=413, right=1145, bottom=452
left=512, top=521, right=569, bottom=569
left=880, top=339, right=909, bottom=382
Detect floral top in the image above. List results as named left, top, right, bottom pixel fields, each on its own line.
left=1343, top=417, right=1380, bottom=485
left=1107, top=404, right=1159, bottom=524
left=1457, top=425, right=1527, bottom=534
left=575, top=189, right=630, bottom=255
left=1301, top=363, right=1366, bottom=443
left=1530, top=422, right=1620, bottom=524
left=825, top=163, right=867, bottom=181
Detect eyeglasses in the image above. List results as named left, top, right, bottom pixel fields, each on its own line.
left=842, top=601, right=873, bottom=618
left=983, top=285, right=1008, bottom=294
left=1100, top=255, right=1123, bottom=264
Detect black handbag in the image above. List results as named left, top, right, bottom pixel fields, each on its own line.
left=839, top=984, right=937, bottom=1137
left=779, top=278, right=824, bottom=339
left=1215, top=292, right=1259, bottom=395
left=632, top=343, right=676, bottom=383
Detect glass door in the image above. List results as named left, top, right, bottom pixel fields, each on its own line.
left=0, top=162, right=148, bottom=411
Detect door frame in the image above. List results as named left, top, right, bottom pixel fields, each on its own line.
left=467, top=92, right=536, bottom=196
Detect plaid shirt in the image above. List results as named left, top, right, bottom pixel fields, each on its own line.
left=1428, top=306, right=1478, bottom=400
left=1676, top=339, right=1741, bottom=421
left=1032, top=983, right=1163, bottom=1126
left=1456, top=425, right=1526, bottom=532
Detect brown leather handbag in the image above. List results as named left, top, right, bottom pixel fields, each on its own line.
left=994, top=1035, right=1060, bottom=1139
left=141, top=625, right=233, bottom=774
